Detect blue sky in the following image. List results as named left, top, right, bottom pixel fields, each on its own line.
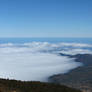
left=0, top=0, right=92, bottom=37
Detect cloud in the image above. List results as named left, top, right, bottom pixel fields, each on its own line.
left=60, top=49, right=92, bottom=55
left=0, top=52, right=81, bottom=81
left=0, top=42, right=91, bottom=81
left=58, top=43, right=92, bottom=47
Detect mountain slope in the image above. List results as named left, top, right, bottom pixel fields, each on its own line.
left=49, top=54, right=92, bottom=92
left=0, top=79, right=81, bottom=92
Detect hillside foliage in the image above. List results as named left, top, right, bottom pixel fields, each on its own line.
left=0, top=79, right=81, bottom=92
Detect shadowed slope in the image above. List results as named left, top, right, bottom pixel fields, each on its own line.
left=0, top=79, right=81, bottom=92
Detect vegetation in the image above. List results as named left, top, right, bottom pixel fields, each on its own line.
left=0, top=78, right=81, bottom=92
left=49, top=54, right=92, bottom=92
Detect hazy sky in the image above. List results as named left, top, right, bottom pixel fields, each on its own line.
left=0, top=0, right=92, bottom=37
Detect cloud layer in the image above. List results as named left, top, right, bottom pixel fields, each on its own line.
left=0, top=42, right=91, bottom=81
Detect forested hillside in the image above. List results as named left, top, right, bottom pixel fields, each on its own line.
left=0, top=79, right=81, bottom=92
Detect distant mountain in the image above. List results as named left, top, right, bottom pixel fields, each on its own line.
left=0, top=79, right=81, bottom=92
left=59, top=53, right=92, bottom=66
left=49, top=54, right=92, bottom=92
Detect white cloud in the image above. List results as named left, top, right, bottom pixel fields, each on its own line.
left=0, top=51, right=81, bottom=81
left=58, top=43, right=92, bottom=47
left=60, top=49, right=92, bottom=55
left=0, top=42, right=91, bottom=81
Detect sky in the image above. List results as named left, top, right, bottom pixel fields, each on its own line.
left=0, top=0, right=92, bottom=38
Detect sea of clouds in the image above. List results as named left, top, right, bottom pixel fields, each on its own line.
left=0, top=42, right=92, bottom=81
